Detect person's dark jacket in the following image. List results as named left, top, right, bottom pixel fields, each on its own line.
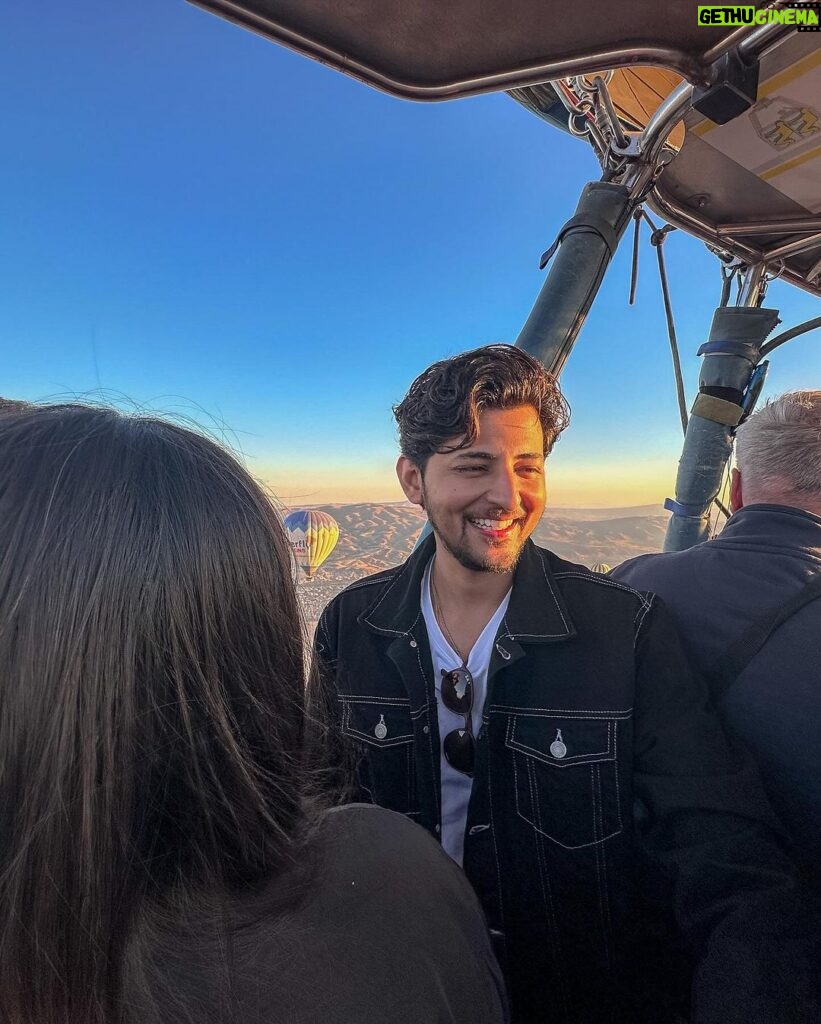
left=613, top=503, right=821, bottom=880
left=317, top=535, right=818, bottom=1024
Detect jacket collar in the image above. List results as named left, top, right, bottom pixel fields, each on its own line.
left=361, top=534, right=576, bottom=644
left=728, top=503, right=821, bottom=528
left=360, top=533, right=436, bottom=637
left=501, top=540, right=577, bottom=643
left=720, top=504, right=821, bottom=554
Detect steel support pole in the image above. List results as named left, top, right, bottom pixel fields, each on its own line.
left=663, top=304, right=780, bottom=552
left=515, top=181, right=635, bottom=376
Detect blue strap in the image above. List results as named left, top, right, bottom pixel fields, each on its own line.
left=696, top=340, right=760, bottom=362
left=664, top=497, right=709, bottom=518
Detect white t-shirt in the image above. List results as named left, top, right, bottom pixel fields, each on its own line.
left=421, top=558, right=511, bottom=865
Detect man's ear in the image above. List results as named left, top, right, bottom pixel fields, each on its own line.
left=396, top=456, right=424, bottom=506
left=730, top=467, right=744, bottom=513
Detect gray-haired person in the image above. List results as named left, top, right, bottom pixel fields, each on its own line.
left=614, top=391, right=821, bottom=884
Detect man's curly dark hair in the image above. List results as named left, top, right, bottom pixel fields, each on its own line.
left=393, top=344, right=570, bottom=468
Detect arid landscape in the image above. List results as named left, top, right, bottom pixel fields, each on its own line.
left=295, top=502, right=669, bottom=630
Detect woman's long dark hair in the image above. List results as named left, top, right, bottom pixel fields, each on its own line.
left=0, top=404, right=326, bottom=1023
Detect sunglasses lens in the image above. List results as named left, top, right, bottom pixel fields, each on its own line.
left=444, top=727, right=475, bottom=775
left=441, top=667, right=473, bottom=716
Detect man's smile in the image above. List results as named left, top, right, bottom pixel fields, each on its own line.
left=468, top=516, right=521, bottom=539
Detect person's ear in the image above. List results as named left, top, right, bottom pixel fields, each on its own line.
left=730, top=467, right=744, bottom=513
left=396, top=456, right=424, bottom=506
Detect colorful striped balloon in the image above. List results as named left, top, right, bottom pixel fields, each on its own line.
left=283, top=509, right=340, bottom=579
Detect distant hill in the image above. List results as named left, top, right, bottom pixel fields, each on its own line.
left=293, top=502, right=669, bottom=627
left=543, top=504, right=666, bottom=521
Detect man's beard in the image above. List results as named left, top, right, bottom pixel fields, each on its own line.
left=434, top=526, right=523, bottom=574
left=422, top=490, right=526, bottom=574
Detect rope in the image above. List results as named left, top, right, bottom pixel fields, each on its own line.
left=641, top=211, right=688, bottom=436
left=632, top=219, right=735, bottom=527
left=629, top=209, right=642, bottom=306
left=707, top=444, right=734, bottom=539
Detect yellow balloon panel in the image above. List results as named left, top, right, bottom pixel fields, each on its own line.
left=283, top=509, right=340, bottom=579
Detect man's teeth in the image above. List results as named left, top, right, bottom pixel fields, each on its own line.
left=471, top=518, right=515, bottom=529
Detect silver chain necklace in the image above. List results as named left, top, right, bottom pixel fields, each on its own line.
left=430, top=562, right=469, bottom=665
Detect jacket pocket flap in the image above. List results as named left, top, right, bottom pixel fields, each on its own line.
left=506, top=715, right=615, bottom=767
left=341, top=698, right=415, bottom=748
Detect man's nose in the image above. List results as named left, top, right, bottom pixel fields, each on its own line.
left=485, top=467, right=519, bottom=511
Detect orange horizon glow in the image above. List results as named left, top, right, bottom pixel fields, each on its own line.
left=257, top=458, right=678, bottom=510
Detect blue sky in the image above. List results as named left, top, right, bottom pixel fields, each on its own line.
left=3, top=0, right=819, bottom=505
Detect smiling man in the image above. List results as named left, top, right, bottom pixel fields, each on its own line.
left=316, top=346, right=819, bottom=1024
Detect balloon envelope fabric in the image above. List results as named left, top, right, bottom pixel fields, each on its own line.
left=283, top=509, right=340, bottom=579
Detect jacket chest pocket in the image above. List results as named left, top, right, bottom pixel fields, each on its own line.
left=506, top=714, right=623, bottom=849
left=340, top=697, right=419, bottom=817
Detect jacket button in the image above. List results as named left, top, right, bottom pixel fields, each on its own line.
left=550, top=729, right=567, bottom=759
left=422, top=725, right=430, bottom=734
left=434, top=824, right=441, bottom=834
left=409, top=640, right=418, bottom=648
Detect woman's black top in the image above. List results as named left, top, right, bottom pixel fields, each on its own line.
left=128, top=804, right=508, bottom=1023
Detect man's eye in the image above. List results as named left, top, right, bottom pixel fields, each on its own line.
left=519, top=466, right=544, bottom=475
left=454, top=465, right=483, bottom=473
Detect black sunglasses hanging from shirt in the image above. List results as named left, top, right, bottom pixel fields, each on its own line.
left=440, top=666, right=475, bottom=775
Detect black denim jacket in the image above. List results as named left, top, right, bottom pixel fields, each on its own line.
left=317, top=537, right=810, bottom=1024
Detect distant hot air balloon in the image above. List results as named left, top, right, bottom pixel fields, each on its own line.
left=590, top=563, right=611, bottom=575
left=283, top=509, right=340, bottom=580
